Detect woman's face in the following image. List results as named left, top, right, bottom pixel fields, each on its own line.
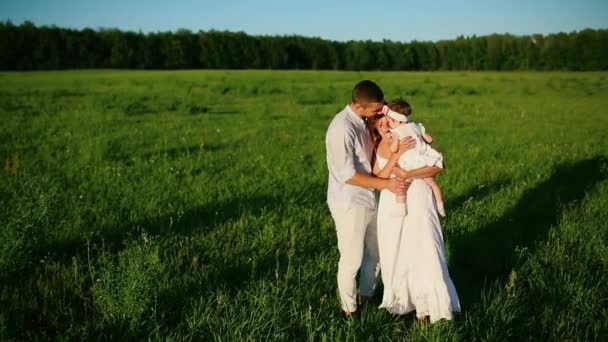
left=376, top=115, right=389, bottom=133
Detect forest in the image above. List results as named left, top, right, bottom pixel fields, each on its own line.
left=1, top=21, right=607, bottom=71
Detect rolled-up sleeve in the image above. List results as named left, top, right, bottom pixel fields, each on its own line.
left=418, top=123, right=426, bottom=135
left=326, top=124, right=357, bottom=183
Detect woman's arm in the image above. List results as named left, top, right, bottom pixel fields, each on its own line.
left=374, top=137, right=416, bottom=178
left=373, top=150, right=401, bottom=178
left=389, top=132, right=400, bottom=153
left=393, top=165, right=442, bottom=180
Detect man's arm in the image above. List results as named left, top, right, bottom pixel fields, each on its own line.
left=326, top=124, right=407, bottom=195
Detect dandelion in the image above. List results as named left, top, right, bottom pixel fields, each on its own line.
left=216, top=293, right=226, bottom=305
left=507, top=270, right=518, bottom=294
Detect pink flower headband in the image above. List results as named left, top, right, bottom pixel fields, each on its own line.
left=379, top=105, right=408, bottom=122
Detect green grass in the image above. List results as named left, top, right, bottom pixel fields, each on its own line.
left=1, top=70, right=607, bottom=341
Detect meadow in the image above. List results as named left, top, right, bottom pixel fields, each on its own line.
left=0, top=70, right=607, bottom=341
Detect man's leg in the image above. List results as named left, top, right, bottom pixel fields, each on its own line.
left=329, top=205, right=369, bottom=313
left=359, top=208, right=380, bottom=299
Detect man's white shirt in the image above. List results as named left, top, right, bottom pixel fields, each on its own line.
left=326, top=104, right=376, bottom=210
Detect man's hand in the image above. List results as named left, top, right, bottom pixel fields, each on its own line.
left=386, top=177, right=409, bottom=196
left=396, top=136, right=416, bottom=155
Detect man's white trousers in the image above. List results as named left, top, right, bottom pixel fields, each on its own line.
left=329, top=205, right=380, bottom=313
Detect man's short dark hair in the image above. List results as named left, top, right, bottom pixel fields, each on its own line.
left=352, top=80, right=384, bottom=104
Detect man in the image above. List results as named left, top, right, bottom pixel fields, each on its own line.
left=325, top=80, right=413, bottom=317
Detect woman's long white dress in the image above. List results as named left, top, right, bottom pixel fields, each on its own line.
left=376, top=154, right=460, bottom=322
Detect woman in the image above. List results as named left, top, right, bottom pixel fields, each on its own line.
left=367, top=103, right=460, bottom=323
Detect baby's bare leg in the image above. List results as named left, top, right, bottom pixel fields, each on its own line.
left=424, top=177, right=443, bottom=203
left=424, top=177, right=446, bottom=216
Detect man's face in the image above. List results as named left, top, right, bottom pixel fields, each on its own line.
left=353, top=101, right=384, bottom=118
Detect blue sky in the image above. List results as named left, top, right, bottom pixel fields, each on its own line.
left=1, top=0, right=607, bottom=42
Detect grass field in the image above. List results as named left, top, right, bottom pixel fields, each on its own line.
left=1, top=70, right=607, bottom=341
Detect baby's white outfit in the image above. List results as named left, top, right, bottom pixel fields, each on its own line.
left=389, top=122, right=444, bottom=217
left=390, top=122, right=443, bottom=171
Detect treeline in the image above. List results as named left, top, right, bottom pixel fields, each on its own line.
left=1, top=21, right=607, bottom=71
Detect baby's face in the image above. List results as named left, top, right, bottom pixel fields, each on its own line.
left=386, top=116, right=402, bottom=129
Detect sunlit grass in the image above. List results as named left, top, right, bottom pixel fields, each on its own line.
left=1, top=70, right=607, bottom=340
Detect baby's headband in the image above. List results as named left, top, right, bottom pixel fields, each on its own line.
left=379, top=105, right=408, bottom=122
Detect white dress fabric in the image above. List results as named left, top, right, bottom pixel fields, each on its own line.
left=376, top=154, right=460, bottom=322
left=390, top=122, right=443, bottom=171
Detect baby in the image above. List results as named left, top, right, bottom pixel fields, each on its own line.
left=381, top=99, right=446, bottom=217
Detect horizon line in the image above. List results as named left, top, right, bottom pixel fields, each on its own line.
left=4, top=19, right=607, bottom=45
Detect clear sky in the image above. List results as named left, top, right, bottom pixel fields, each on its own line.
left=1, top=0, right=607, bottom=42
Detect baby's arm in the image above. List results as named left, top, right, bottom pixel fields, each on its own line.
left=423, top=132, right=434, bottom=144
left=389, top=131, right=400, bottom=153
left=418, top=123, right=433, bottom=144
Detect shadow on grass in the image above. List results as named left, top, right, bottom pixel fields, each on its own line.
left=450, top=156, right=607, bottom=307
left=152, top=178, right=519, bottom=337
left=2, top=182, right=328, bottom=340
left=445, top=178, right=512, bottom=213
left=35, top=184, right=322, bottom=260
left=12, top=156, right=605, bottom=338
